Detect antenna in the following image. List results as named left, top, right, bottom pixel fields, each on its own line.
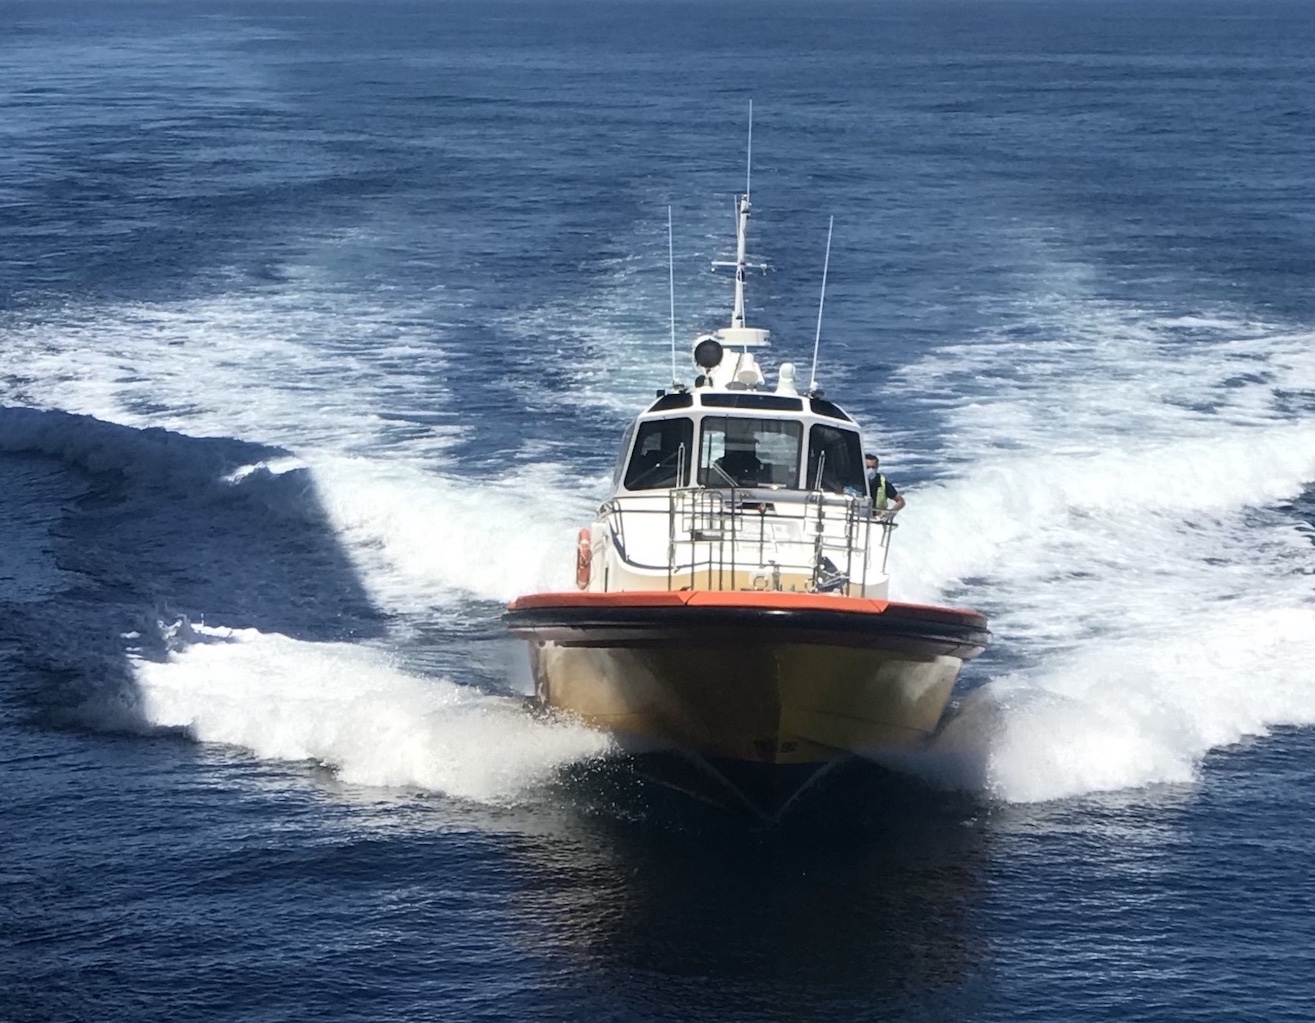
left=809, top=215, right=834, bottom=393
left=668, top=205, right=677, bottom=384
left=745, top=99, right=753, bottom=201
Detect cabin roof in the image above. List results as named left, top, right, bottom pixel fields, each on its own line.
left=644, top=390, right=854, bottom=423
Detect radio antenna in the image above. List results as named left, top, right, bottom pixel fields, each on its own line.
left=745, top=99, right=753, bottom=200
left=668, top=205, right=677, bottom=385
left=808, top=215, right=834, bottom=393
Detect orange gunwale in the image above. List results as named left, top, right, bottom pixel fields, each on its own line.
left=507, top=589, right=985, bottom=625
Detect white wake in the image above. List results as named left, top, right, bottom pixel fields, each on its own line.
left=134, top=625, right=613, bottom=803
left=7, top=281, right=1315, bottom=805
left=884, top=312, right=1315, bottom=801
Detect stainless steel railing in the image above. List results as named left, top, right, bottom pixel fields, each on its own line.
left=598, top=486, right=895, bottom=597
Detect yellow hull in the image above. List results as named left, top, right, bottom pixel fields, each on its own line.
left=507, top=591, right=989, bottom=812
left=530, top=640, right=963, bottom=766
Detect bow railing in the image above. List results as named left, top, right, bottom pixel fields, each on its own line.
left=598, top=486, right=894, bottom=597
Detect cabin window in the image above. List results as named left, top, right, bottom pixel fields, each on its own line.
left=701, top=393, right=803, bottom=412
left=649, top=392, right=694, bottom=412
left=806, top=424, right=865, bottom=493
left=809, top=396, right=853, bottom=422
left=623, top=417, right=693, bottom=490
left=611, top=421, right=636, bottom=487
left=698, top=417, right=802, bottom=488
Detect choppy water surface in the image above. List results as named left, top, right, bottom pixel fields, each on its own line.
left=3, top=1, right=1314, bottom=1020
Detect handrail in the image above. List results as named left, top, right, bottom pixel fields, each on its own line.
left=598, top=486, right=894, bottom=597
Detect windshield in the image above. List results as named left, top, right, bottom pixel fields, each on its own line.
left=623, top=417, right=693, bottom=490
left=697, top=416, right=802, bottom=488
left=806, top=424, right=865, bottom=493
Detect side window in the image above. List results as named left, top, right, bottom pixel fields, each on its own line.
left=623, top=417, right=693, bottom=490
left=806, top=425, right=865, bottom=493
left=611, top=421, right=636, bottom=487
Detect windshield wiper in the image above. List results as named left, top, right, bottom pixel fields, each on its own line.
left=708, top=461, right=740, bottom=487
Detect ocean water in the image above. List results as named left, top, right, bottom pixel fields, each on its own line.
left=3, top=0, right=1315, bottom=1019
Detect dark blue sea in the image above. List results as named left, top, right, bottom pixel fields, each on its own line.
left=3, top=1, right=1315, bottom=1019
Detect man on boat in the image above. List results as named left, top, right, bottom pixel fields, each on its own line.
left=714, top=425, right=766, bottom=486
left=865, top=453, right=905, bottom=517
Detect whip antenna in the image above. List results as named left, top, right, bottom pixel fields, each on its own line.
left=668, top=205, right=677, bottom=385
left=745, top=99, right=753, bottom=200
left=809, top=215, right=834, bottom=393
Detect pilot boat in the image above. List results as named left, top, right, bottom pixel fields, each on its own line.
left=506, top=171, right=989, bottom=817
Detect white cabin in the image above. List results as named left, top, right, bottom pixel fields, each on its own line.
left=587, top=384, right=892, bottom=598
left=582, top=186, right=895, bottom=598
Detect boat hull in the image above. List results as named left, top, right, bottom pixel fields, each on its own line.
left=505, top=591, right=989, bottom=813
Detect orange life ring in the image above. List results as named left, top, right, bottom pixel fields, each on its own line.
left=575, top=528, right=592, bottom=590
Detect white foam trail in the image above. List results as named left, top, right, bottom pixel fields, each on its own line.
left=903, top=606, right=1315, bottom=802
left=133, top=625, right=613, bottom=802
left=891, top=420, right=1315, bottom=608
left=2, top=292, right=453, bottom=454
left=0, top=290, right=604, bottom=607
left=9, top=256, right=1315, bottom=805
left=884, top=310, right=1315, bottom=801
left=500, top=256, right=676, bottom=416
left=310, top=453, right=599, bottom=606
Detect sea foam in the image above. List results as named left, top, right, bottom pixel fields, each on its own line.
left=7, top=287, right=1315, bottom=805
left=883, top=312, right=1315, bottom=801
left=133, top=624, right=613, bottom=803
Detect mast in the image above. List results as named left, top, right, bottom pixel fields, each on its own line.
left=730, top=192, right=751, bottom=329
left=696, top=102, right=771, bottom=391
left=711, top=102, right=767, bottom=344
left=736, top=99, right=752, bottom=330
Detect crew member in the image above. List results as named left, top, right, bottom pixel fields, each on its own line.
left=865, top=453, right=905, bottom=516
